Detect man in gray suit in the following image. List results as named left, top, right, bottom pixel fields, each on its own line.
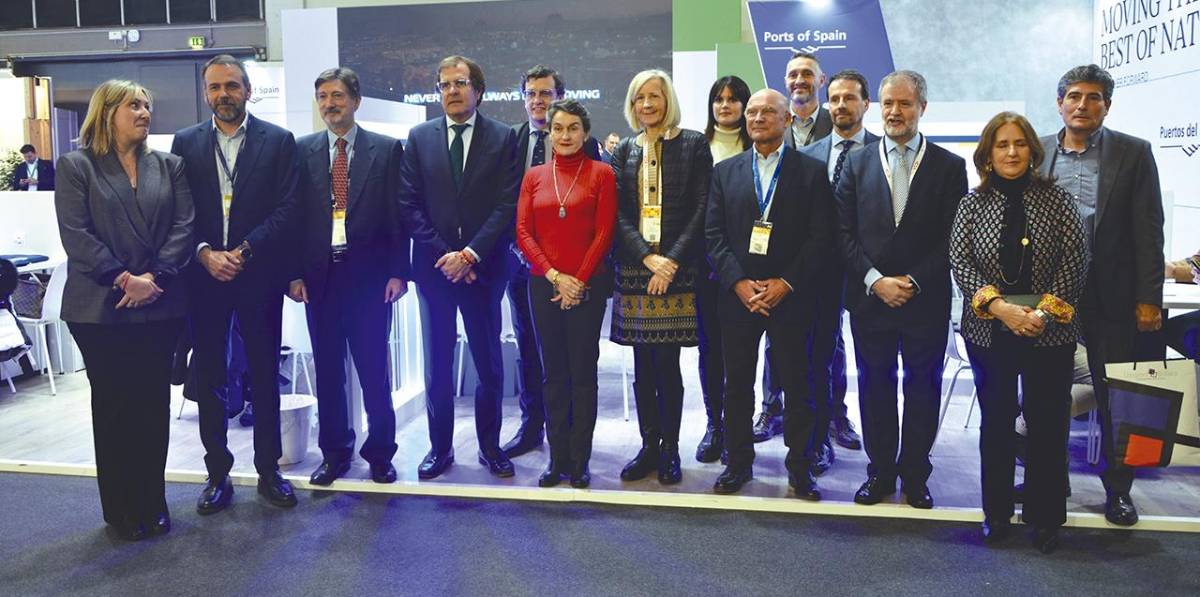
left=1038, top=64, right=1164, bottom=527
left=796, top=69, right=878, bottom=474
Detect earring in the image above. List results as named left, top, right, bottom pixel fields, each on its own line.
left=985, top=163, right=993, bottom=172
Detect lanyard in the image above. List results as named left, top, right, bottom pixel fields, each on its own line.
left=753, top=149, right=784, bottom=220
left=878, top=133, right=927, bottom=193
left=213, top=126, right=244, bottom=187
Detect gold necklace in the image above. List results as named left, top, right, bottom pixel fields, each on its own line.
left=552, top=155, right=585, bottom=219
left=998, top=198, right=1031, bottom=286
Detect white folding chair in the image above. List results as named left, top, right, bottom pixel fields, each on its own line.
left=280, top=300, right=314, bottom=395
left=937, top=324, right=976, bottom=433
left=16, top=262, right=67, bottom=396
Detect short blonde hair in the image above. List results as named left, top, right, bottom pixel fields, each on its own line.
left=78, top=80, right=152, bottom=156
left=623, top=69, right=681, bottom=133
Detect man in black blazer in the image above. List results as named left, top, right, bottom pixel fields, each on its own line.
left=398, top=55, right=522, bottom=480
left=796, top=69, right=878, bottom=474
left=1038, top=64, right=1164, bottom=526
left=706, top=88, right=834, bottom=498
left=754, top=50, right=835, bottom=443
left=11, top=144, right=54, bottom=191
left=289, top=68, right=409, bottom=486
left=171, top=54, right=301, bottom=513
left=501, top=65, right=601, bottom=458
left=837, top=70, right=967, bottom=509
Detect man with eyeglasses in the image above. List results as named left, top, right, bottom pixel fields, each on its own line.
left=398, top=55, right=522, bottom=480
left=501, top=65, right=602, bottom=459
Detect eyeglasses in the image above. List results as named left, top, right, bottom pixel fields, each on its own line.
left=522, top=89, right=556, bottom=100
left=436, top=79, right=471, bottom=92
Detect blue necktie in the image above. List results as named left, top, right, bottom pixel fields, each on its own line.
left=450, top=123, right=469, bottom=189
left=531, top=130, right=547, bottom=167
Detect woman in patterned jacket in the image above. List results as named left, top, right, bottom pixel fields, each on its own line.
left=950, top=111, right=1087, bottom=554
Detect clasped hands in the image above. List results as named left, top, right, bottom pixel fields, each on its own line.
left=989, top=300, right=1047, bottom=338
left=734, top=278, right=791, bottom=317
left=871, top=275, right=916, bottom=308
left=643, top=254, right=677, bottom=296
left=199, top=246, right=245, bottom=282
left=547, top=268, right=587, bottom=310
left=435, top=251, right=477, bottom=284
left=114, top=272, right=162, bottom=309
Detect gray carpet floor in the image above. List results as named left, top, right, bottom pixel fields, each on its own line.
left=2, top=473, right=1198, bottom=597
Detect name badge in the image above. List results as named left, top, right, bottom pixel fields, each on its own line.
left=641, top=206, right=662, bottom=244
left=332, top=209, right=348, bottom=248
left=749, top=220, right=772, bottom=255
left=222, top=193, right=233, bottom=219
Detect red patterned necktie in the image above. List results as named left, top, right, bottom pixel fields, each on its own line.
left=332, top=137, right=349, bottom=210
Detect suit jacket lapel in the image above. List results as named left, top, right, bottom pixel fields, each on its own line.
left=1095, top=130, right=1119, bottom=230
left=458, top=115, right=485, bottom=195
left=232, top=115, right=266, bottom=200
left=93, top=151, right=153, bottom=249
left=137, top=152, right=168, bottom=235
left=307, top=133, right=332, bottom=218
left=515, top=122, right=531, bottom=172
left=347, top=129, right=374, bottom=212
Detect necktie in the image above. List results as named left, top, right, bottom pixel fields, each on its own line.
left=450, top=123, right=469, bottom=188
left=332, top=137, right=349, bottom=210
left=831, top=139, right=852, bottom=190
left=531, top=130, right=548, bottom=167
left=891, top=144, right=909, bottom=226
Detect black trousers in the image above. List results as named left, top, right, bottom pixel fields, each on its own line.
left=849, top=315, right=948, bottom=486
left=528, top=277, right=605, bottom=467
left=722, top=317, right=817, bottom=471
left=966, top=333, right=1074, bottom=528
left=305, top=260, right=397, bottom=467
left=694, top=271, right=725, bottom=426
left=632, top=345, right=684, bottom=445
left=193, top=287, right=285, bottom=478
left=505, top=250, right=545, bottom=435
left=69, top=319, right=183, bottom=526
left=416, top=274, right=506, bottom=455
left=762, top=315, right=848, bottom=428
left=1080, top=312, right=1140, bottom=495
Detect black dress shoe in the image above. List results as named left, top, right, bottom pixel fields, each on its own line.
left=1032, top=527, right=1060, bottom=554
left=751, top=411, right=783, bottom=443
left=147, top=512, right=171, bottom=536
left=1105, top=493, right=1139, bottom=526
left=197, top=475, right=233, bottom=515
left=831, top=418, right=862, bottom=450
left=713, top=466, right=753, bottom=494
left=569, top=466, right=591, bottom=489
left=981, top=519, right=1011, bottom=544
left=258, top=471, right=298, bottom=508
left=370, top=462, right=398, bottom=484
left=538, top=463, right=567, bottom=488
left=309, top=460, right=352, bottom=486
left=810, top=442, right=834, bottom=476
left=478, top=450, right=516, bottom=478
left=113, top=521, right=148, bottom=542
left=658, top=442, right=682, bottom=485
left=695, top=423, right=725, bottom=463
left=501, top=426, right=545, bottom=458
left=620, top=445, right=660, bottom=481
left=417, top=450, right=455, bottom=480
left=904, top=484, right=934, bottom=509
left=789, top=471, right=822, bottom=501
left=853, top=475, right=896, bottom=505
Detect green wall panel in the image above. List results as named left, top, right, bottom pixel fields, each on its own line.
left=673, top=0, right=741, bottom=52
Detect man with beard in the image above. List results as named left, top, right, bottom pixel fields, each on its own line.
left=172, top=54, right=301, bottom=514
left=796, top=69, right=877, bottom=475
left=290, top=67, right=410, bottom=486
left=836, top=70, right=967, bottom=509
left=754, top=51, right=834, bottom=444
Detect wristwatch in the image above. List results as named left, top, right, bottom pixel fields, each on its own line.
left=1033, top=309, right=1053, bottom=325
left=236, top=240, right=254, bottom=262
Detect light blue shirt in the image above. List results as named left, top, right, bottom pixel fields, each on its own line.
left=825, top=127, right=868, bottom=183
left=326, top=124, right=358, bottom=170
left=1051, top=127, right=1103, bottom=249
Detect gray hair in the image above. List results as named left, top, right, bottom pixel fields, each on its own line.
left=880, top=70, right=927, bottom=105
left=1056, top=64, right=1114, bottom=103
left=547, top=98, right=591, bottom=133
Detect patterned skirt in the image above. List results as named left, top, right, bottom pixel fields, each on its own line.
left=610, top=262, right=698, bottom=347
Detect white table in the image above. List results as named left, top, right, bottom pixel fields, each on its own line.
left=1163, top=281, right=1200, bottom=310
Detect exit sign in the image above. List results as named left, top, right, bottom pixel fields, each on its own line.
left=188, top=36, right=206, bottom=49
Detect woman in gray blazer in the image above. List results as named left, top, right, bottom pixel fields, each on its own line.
left=56, top=80, right=194, bottom=541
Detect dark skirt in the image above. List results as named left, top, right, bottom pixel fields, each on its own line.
left=610, top=262, right=698, bottom=346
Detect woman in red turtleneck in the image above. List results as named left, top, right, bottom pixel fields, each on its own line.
left=516, top=99, right=617, bottom=489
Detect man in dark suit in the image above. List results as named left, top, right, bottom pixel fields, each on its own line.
left=1038, top=64, right=1164, bottom=526
left=398, top=55, right=522, bottom=480
left=11, top=144, right=54, bottom=191
left=706, top=88, right=833, bottom=497
left=289, top=67, right=409, bottom=486
left=171, top=54, right=300, bottom=513
left=797, top=69, right=878, bottom=475
left=501, top=65, right=601, bottom=458
left=837, top=70, right=967, bottom=509
left=754, top=50, right=835, bottom=443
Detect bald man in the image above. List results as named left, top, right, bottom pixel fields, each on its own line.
left=705, top=89, right=836, bottom=498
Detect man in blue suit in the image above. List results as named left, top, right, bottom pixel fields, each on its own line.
left=398, top=55, right=522, bottom=480
left=172, top=54, right=301, bottom=513
left=836, top=70, right=967, bottom=509
left=706, top=88, right=835, bottom=498
left=289, top=67, right=410, bottom=487
left=10, top=144, right=54, bottom=191
left=796, top=69, right=877, bottom=475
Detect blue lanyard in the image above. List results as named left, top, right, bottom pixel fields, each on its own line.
left=753, top=149, right=783, bottom=218
left=213, top=126, right=244, bottom=187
